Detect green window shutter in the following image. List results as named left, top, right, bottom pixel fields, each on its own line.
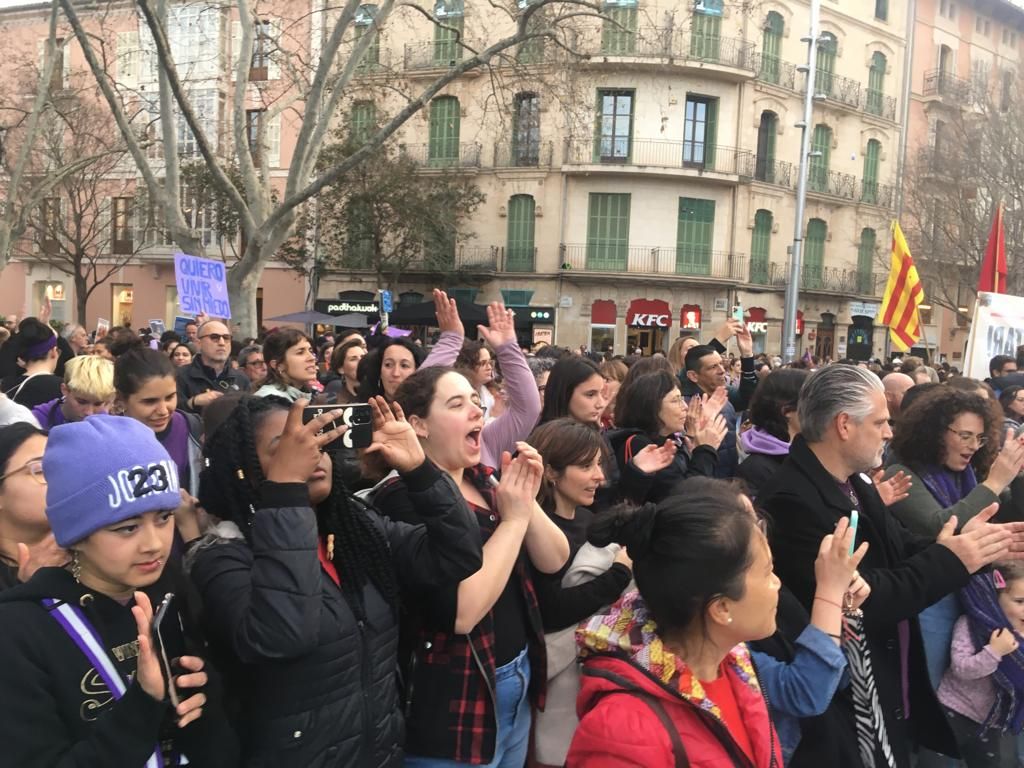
left=355, top=12, right=380, bottom=70
left=601, top=7, right=637, bottom=54
left=586, top=193, right=630, bottom=270
left=428, top=96, right=460, bottom=165
left=804, top=218, right=827, bottom=288
left=691, top=11, right=722, bottom=61
left=866, top=52, right=886, bottom=115
left=875, top=0, right=888, bottom=21
left=346, top=199, right=374, bottom=267
left=810, top=125, right=831, bottom=192
left=705, top=98, right=718, bottom=168
left=760, top=13, right=783, bottom=83
left=506, top=195, right=536, bottom=272
left=433, top=16, right=464, bottom=65
left=750, top=209, right=772, bottom=284
left=350, top=100, right=375, bottom=144
left=862, top=139, right=880, bottom=203
left=676, top=197, right=715, bottom=276
left=816, top=34, right=837, bottom=97
left=858, top=228, right=876, bottom=293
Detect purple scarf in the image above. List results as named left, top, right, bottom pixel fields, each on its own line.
left=961, top=570, right=1024, bottom=733
left=916, top=464, right=977, bottom=509
left=740, top=426, right=791, bottom=457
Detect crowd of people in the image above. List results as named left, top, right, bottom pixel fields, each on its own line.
left=2, top=293, right=1024, bottom=768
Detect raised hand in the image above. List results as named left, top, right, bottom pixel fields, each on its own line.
left=433, top=288, right=464, bottom=337
left=814, top=516, right=869, bottom=602
left=873, top=469, right=912, bottom=507
left=985, top=431, right=1024, bottom=493
left=632, top=442, right=677, bottom=474
left=131, top=591, right=168, bottom=702
left=478, top=302, right=516, bottom=349
left=512, top=441, right=544, bottom=500
left=938, top=509, right=1014, bottom=573
left=713, top=318, right=743, bottom=346
left=685, top=393, right=703, bottom=438
left=496, top=451, right=540, bottom=524
left=696, top=413, right=728, bottom=450
left=365, top=396, right=425, bottom=473
left=16, top=534, right=67, bottom=584
left=735, top=324, right=753, bottom=357
left=265, top=399, right=347, bottom=485
left=703, top=387, right=729, bottom=422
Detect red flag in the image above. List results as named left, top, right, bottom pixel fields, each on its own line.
left=978, top=202, right=1007, bottom=294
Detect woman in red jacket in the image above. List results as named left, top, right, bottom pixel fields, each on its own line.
left=567, top=477, right=784, bottom=768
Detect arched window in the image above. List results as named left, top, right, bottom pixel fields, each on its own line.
left=506, top=195, right=536, bottom=271
left=804, top=218, right=827, bottom=288
left=816, top=33, right=838, bottom=97
left=866, top=52, right=887, bottom=115
left=858, top=228, right=876, bottom=293
left=760, top=12, right=784, bottom=83
left=756, top=111, right=778, bottom=182
left=861, top=139, right=881, bottom=204
left=809, top=124, right=832, bottom=193
left=750, top=209, right=773, bottom=284
left=428, top=96, right=460, bottom=165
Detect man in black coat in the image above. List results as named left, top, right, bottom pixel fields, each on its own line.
left=760, top=364, right=1024, bottom=768
left=177, top=319, right=250, bottom=413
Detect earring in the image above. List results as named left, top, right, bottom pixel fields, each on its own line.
left=726, top=616, right=733, bottom=624
left=70, top=550, right=81, bottom=583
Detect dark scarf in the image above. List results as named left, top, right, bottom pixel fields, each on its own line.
left=961, top=570, right=1024, bottom=734
left=916, top=463, right=977, bottom=509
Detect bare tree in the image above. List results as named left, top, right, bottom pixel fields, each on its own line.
left=58, top=0, right=602, bottom=335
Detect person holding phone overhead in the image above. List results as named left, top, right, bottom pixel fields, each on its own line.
left=0, top=415, right=238, bottom=767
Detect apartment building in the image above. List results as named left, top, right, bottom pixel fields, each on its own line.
left=317, top=0, right=906, bottom=357
left=903, top=0, right=1024, bottom=364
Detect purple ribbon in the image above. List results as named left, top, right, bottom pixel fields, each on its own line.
left=22, top=334, right=57, bottom=359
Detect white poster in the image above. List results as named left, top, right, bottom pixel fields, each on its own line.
left=963, top=292, right=1024, bottom=379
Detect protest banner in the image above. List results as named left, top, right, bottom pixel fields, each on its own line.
left=174, top=253, right=231, bottom=318
left=963, top=291, right=1024, bottom=379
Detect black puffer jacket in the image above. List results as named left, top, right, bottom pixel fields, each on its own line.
left=606, top=428, right=718, bottom=505
left=188, top=463, right=482, bottom=768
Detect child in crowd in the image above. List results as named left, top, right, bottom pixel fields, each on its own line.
left=938, top=563, right=1024, bottom=768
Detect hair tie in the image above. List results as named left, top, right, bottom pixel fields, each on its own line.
left=994, top=569, right=1007, bottom=589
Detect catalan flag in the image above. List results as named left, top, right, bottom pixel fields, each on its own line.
left=877, top=221, right=924, bottom=352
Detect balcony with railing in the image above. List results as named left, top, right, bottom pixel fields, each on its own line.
left=564, top=137, right=754, bottom=179
left=862, top=88, right=897, bottom=121
left=680, top=32, right=756, bottom=73
left=857, top=180, right=895, bottom=209
left=753, top=261, right=882, bottom=295
left=493, top=140, right=554, bottom=168
left=502, top=246, right=536, bottom=272
left=751, top=52, right=798, bottom=91
left=574, top=25, right=755, bottom=78
left=923, top=69, right=973, bottom=103
left=809, top=71, right=863, bottom=110
left=751, top=157, right=793, bottom=188
left=807, top=168, right=857, bottom=201
left=559, top=243, right=747, bottom=281
left=407, top=245, right=501, bottom=273
left=399, top=142, right=483, bottom=168
left=403, top=39, right=483, bottom=72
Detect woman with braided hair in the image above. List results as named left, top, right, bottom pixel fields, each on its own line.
left=186, top=395, right=482, bottom=767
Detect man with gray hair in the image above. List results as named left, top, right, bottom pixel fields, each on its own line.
left=759, top=364, right=1024, bottom=768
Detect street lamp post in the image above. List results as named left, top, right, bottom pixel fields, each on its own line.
left=782, top=0, right=821, bottom=362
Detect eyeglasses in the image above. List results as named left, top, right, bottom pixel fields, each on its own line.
left=0, top=459, right=46, bottom=485
left=200, top=333, right=232, bottom=343
left=245, top=359, right=267, bottom=368
left=664, top=395, right=687, bottom=407
left=947, top=428, right=989, bottom=447
left=476, top=359, right=494, bottom=368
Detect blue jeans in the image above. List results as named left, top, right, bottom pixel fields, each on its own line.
left=404, top=647, right=532, bottom=768
left=920, top=593, right=962, bottom=690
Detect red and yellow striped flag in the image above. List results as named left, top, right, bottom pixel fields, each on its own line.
left=877, top=221, right=924, bottom=352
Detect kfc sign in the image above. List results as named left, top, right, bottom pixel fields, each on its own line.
left=627, top=299, right=672, bottom=329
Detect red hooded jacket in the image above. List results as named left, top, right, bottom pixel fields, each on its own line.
left=567, top=592, right=782, bottom=768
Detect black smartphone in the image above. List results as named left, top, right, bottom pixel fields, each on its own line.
left=151, top=592, right=181, bottom=708
left=302, top=403, right=374, bottom=450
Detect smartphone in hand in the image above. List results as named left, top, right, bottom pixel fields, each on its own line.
left=152, top=592, right=181, bottom=708
left=302, top=403, right=373, bottom=450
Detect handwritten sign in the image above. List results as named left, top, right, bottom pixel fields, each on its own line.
left=964, top=292, right=1024, bottom=379
left=174, top=253, right=231, bottom=318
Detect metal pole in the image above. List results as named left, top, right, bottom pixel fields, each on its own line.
left=894, top=0, right=917, bottom=219
left=782, top=0, right=821, bottom=362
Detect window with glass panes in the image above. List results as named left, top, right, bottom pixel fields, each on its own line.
left=433, top=0, right=464, bottom=65
left=246, top=109, right=264, bottom=162
left=355, top=6, right=380, bottom=69
left=816, top=34, right=837, bottom=97
left=112, top=197, right=134, bottom=254
left=586, top=193, right=630, bottom=270
left=676, top=198, right=715, bottom=275
left=428, top=96, right=460, bottom=165
left=875, top=0, right=888, bottom=21
left=506, top=195, right=536, bottom=271
left=601, top=3, right=637, bottom=54
left=351, top=101, right=375, bottom=144
left=251, top=20, right=272, bottom=80
left=866, top=52, right=886, bottom=115
left=596, top=90, right=633, bottom=163
left=804, top=219, right=827, bottom=287
left=755, top=111, right=777, bottom=182
left=512, top=93, right=540, bottom=166
left=809, top=124, right=831, bottom=192
left=858, top=228, right=876, bottom=293
left=861, top=139, right=881, bottom=204
left=683, top=96, right=718, bottom=167
left=760, top=12, right=783, bottom=83
left=750, top=209, right=772, bottom=284
left=691, top=6, right=722, bottom=61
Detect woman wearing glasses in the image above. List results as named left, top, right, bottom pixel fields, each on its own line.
left=884, top=387, right=1024, bottom=691
left=607, top=371, right=727, bottom=506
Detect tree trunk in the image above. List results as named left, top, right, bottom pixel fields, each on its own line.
left=227, top=260, right=262, bottom=338
left=75, top=274, right=89, bottom=326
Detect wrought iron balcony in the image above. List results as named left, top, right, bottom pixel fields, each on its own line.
left=575, top=26, right=755, bottom=73
left=807, top=168, right=857, bottom=201
left=502, top=246, right=537, bottom=272
left=493, top=140, right=553, bottom=168
left=751, top=52, right=798, bottom=91
left=857, top=180, right=895, bottom=209
left=403, top=39, right=483, bottom=71
left=680, top=32, right=756, bottom=71
left=923, top=69, right=973, bottom=102
left=564, top=137, right=754, bottom=176
left=763, top=262, right=882, bottom=295
left=409, top=245, right=500, bottom=272
left=399, top=142, right=483, bottom=168
left=862, top=88, right=897, bottom=121
left=809, top=71, right=863, bottom=109
left=596, top=25, right=674, bottom=58
left=558, top=243, right=747, bottom=281
left=751, top=157, right=793, bottom=188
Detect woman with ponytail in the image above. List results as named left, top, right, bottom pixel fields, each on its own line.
left=186, top=396, right=482, bottom=767
left=568, top=478, right=867, bottom=768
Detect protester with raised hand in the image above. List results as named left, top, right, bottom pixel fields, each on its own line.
left=372, top=366, right=568, bottom=767
left=0, top=415, right=237, bottom=767
left=188, top=395, right=482, bottom=766
left=760, top=364, right=1024, bottom=768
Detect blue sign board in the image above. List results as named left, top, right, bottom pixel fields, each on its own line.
left=380, top=290, right=393, bottom=313
left=174, top=253, right=231, bottom=318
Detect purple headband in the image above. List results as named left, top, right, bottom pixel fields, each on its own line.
left=22, top=334, right=57, bottom=359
